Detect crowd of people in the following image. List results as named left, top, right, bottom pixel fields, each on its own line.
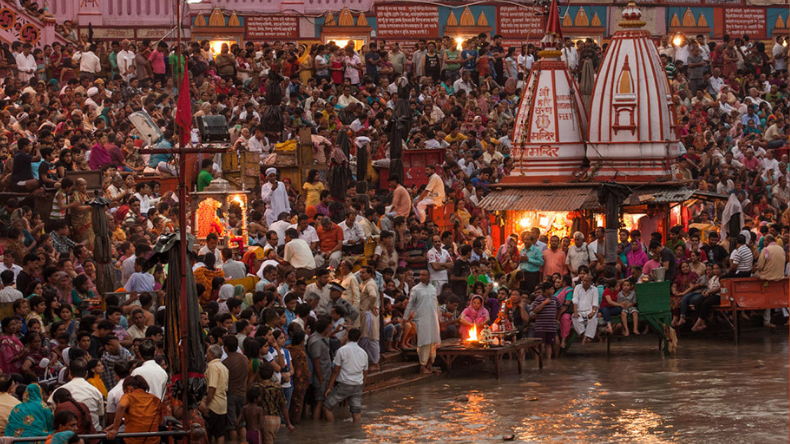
left=0, top=22, right=787, bottom=444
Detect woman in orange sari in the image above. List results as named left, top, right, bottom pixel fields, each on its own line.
left=104, top=375, right=162, bottom=444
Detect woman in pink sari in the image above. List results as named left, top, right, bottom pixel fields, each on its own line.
left=553, top=274, right=574, bottom=349
left=88, top=141, right=112, bottom=170
left=625, top=240, right=649, bottom=277
left=459, top=295, right=489, bottom=338
left=0, top=317, right=25, bottom=374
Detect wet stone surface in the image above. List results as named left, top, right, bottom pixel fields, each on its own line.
left=278, top=333, right=789, bottom=443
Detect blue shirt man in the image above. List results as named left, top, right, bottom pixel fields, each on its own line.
left=741, top=107, right=761, bottom=128
left=519, top=240, right=544, bottom=273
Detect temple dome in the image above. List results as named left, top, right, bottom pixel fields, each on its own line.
left=586, top=1, right=679, bottom=181
left=503, top=0, right=588, bottom=183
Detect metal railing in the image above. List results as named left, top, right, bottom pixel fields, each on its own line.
left=12, top=430, right=198, bottom=443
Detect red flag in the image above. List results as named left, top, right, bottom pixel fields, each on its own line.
left=175, top=58, right=191, bottom=147
left=541, top=0, right=563, bottom=47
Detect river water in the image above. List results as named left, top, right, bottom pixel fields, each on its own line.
left=278, top=333, right=789, bottom=443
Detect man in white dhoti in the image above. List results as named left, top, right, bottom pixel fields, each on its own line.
left=261, top=167, right=291, bottom=226
left=404, top=270, right=442, bottom=374
left=414, top=164, right=445, bottom=223
left=572, top=274, right=599, bottom=344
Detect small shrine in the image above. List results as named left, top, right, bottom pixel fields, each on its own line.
left=192, top=178, right=250, bottom=251
left=321, top=8, right=372, bottom=49
left=192, top=7, right=244, bottom=53
left=667, top=8, right=711, bottom=38
left=444, top=6, right=491, bottom=42
left=586, top=0, right=679, bottom=182
left=561, top=7, right=606, bottom=44
left=502, top=0, right=588, bottom=183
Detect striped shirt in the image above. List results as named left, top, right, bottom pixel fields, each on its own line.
left=50, top=188, right=69, bottom=220
left=529, top=295, right=561, bottom=333
left=730, top=245, right=753, bottom=273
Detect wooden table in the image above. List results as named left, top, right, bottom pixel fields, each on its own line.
left=435, top=338, right=543, bottom=379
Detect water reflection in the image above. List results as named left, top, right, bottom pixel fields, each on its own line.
left=278, top=335, right=789, bottom=443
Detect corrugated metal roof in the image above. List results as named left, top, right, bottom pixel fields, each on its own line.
left=479, top=187, right=601, bottom=212
left=624, top=187, right=695, bottom=205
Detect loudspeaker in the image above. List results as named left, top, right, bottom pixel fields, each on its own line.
left=196, top=115, right=230, bottom=143
left=128, top=111, right=164, bottom=146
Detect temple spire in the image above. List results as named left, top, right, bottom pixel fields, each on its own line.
left=539, top=0, right=563, bottom=58
left=619, top=0, right=646, bottom=28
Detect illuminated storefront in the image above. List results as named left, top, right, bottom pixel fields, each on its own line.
left=482, top=185, right=726, bottom=248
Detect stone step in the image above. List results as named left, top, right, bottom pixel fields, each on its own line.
left=380, top=349, right=404, bottom=364
left=363, top=372, right=438, bottom=396
left=364, top=361, right=422, bottom=387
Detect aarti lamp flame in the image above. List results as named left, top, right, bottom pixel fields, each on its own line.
left=467, top=324, right=478, bottom=341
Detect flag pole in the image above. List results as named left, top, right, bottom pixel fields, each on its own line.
left=174, top=0, right=191, bottom=440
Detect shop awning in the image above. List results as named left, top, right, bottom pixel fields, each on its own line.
left=623, top=187, right=695, bottom=206
left=479, top=187, right=601, bottom=212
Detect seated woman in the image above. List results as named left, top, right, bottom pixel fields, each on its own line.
left=465, top=216, right=485, bottom=243
left=451, top=200, right=471, bottom=235
left=52, top=389, right=96, bottom=436
left=673, top=245, right=686, bottom=267
left=671, top=262, right=699, bottom=327
left=691, top=263, right=723, bottom=332
left=45, top=412, right=84, bottom=444
left=5, top=383, right=53, bottom=438
left=459, top=295, right=490, bottom=339
left=639, top=250, right=663, bottom=281
left=625, top=240, right=648, bottom=277
left=554, top=275, right=574, bottom=349
left=85, top=359, right=108, bottom=398
left=679, top=263, right=713, bottom=326
left=20, top=332, right=49, bottom=380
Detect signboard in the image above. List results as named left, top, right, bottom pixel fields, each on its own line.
left=88, top=28, right=134, bottom=39
left=376, top=5, right=440, bottom=39
left=246, top=15, right=299, bottom=40
left=497, top=5, right=543, bottom=37
left=137, top=28, right=170, bottom=39
left=723, top=8, right=766, bottom=39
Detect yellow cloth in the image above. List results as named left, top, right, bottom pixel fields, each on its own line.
left=275, top=140, right=297, bottom=151
left=303, top=181, right=325, bottom=207
left=87, top=375, right=107, bottom=398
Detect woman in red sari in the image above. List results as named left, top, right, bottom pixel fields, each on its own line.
left=286, top=328, right=310, bottom=424
left=0, top=317, right=25, bottom=374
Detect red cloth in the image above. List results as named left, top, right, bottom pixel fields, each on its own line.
left=600, top=288, right=618, bottom=308
left=543, top=0, right=563, bottom=43
left=175, top=60, right=192, bottom=147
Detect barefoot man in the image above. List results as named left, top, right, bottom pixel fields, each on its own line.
left=572, top=274, right=599, bottom=345
left=404, top=270, right=441, bottom=373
